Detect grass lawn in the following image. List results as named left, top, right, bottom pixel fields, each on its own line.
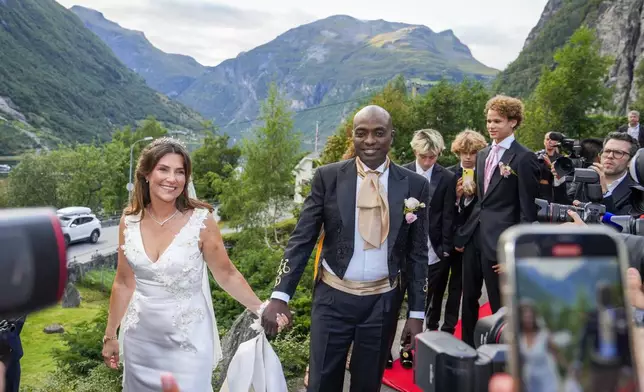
left=20, top=284, right=110, bottom=388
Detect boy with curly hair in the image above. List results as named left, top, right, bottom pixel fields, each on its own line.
left=458, top=95, right=540, bottom=347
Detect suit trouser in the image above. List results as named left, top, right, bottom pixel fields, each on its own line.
left=308, top=281, right=401, bottom=392
left=425, top=253, right=463, bottom=334
left=461, top=228, right=501, bottom=348
left=4, top=358, right=20, bottom=392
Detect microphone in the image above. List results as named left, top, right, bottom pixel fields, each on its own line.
left=601, top=212, right=632, bottom=233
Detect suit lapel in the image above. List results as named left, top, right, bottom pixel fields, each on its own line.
left=336, top=159, right=357, bottom=240
left=482, top=141, right=517, bottom=201
left=387, top=163, right=408, bottom=256
left=611, top=176, right=631, bottom=206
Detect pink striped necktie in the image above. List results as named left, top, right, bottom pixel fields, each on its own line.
left=484, top=144, right=501, bottom=194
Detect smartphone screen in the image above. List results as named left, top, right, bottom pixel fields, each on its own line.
left=511, top=232, right=637, bottom=392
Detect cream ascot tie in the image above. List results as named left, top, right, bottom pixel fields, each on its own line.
left=355, top=156, right=390, bottom=249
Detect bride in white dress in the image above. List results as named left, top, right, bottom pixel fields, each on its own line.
left=100, top=137, right=285, bottom=391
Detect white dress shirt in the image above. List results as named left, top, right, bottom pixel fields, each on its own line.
left=628, top=124, right=640, bottom=141
left=415, top=162, right=440, bottom=267
left=487, top=134, right=515, bottom=170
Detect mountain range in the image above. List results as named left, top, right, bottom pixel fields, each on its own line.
left=517, top=261, right=621, bottom=308
left=0, top=0, right=204, bottom=156
left=71, top=6, right=498, bottom=145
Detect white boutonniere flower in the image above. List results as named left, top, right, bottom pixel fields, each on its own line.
left=403, top=197, right=426, bottom=224
left=498, top=162, right=517, bottom=178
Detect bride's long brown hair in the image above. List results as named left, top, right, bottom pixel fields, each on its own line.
left=125, top=137, right=213, bottom=218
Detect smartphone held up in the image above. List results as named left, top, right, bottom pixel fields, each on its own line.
left=499, top=225, right=639, bottom=392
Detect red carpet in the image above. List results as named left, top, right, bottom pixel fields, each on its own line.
left=382, top=302, right=493, bottom=392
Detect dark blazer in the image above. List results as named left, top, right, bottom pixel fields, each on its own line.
left=603, top=174, right=635, bottom=215
left=273, top=158, right=431, bottom=312
left=403, top=162, right=457, bottom=259
left=617, top=124, right=644, bottom=148
left=578, top=307, right=631, bottom=367
left=459, top=139, right=540, bottom=260
left=447, top=165, right=478, bottom=248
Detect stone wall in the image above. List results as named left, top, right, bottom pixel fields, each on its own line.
left=67, top=251, right=117, bottom=283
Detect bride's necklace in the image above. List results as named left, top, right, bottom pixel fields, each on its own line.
left=147, top=208, right=180, bottom=226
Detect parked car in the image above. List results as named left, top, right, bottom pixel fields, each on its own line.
left=56, top=207, right=102, bottom=246
left=0, top=164, right=10, bottom=173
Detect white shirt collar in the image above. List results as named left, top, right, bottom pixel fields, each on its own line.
left=415, top=161, right=434, bottom=177
left=357, top=159, right=388, bottom=174
left=492, top=133, right=515, bottom=150
left=460, top=163, right=475, bottom=171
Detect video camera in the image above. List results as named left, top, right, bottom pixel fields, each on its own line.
left=537, top=132, right=587, bottom=177
left=535, top=167, right=606, bottom=224
left=0, top=208, right=68, bottom=321
left=414, top=308, right=508, bottom=392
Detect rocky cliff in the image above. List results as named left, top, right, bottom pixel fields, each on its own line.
left=496, top=0, right=644, bottom=115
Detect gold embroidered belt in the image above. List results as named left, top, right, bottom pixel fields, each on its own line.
left=320, top=267, right=397, bottom=296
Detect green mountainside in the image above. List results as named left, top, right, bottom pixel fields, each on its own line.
left=494, top=0, right=604, bottom=98
left=0, top=0, right=203, bottom=155
left=71, top=11, right=498, bottom=146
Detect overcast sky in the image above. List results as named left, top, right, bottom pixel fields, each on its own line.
left=55, top=0, right=549, bottom=70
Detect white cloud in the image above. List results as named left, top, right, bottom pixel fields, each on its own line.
left=56, top=0, right=549, bottom=69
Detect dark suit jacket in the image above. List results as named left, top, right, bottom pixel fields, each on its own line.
left=447, top=165, right=478, bottom=248
left=578, top=308, right=631, bottom=367
left=273, top=158, right=431, bottom=312
left=617, top=124, right=644, bottom=148
left=403, top=162, right=457, bottom=259
left=603, top=174, right=635, bottom=215
left=459, top=139, right=540, bottom=261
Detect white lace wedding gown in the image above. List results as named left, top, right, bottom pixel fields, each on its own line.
left=119, top=208, right=222, bottom=391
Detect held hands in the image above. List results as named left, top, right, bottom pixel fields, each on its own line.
left=261, top=299, right=293, bottom=337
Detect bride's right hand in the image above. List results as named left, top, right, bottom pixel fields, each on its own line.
left=102, top=340, right=120, bottom=369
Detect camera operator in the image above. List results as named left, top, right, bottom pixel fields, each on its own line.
left=578, top=133, right=639, bottom=215
left=537, top=132, right=566, bottom=203
left=553, top=133, right=639, bottom=214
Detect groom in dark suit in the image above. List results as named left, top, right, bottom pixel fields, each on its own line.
left=459, top=95, right=540, bottom=347
left=261, top=105, right=430, bottom=391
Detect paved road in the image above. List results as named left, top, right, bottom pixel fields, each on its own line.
left=66, top=219, right=237, bottom=264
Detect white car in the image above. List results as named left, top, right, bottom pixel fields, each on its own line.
left=57, top=207, right=102, bottom=246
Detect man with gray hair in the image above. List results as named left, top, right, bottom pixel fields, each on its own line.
left=390, top=129, right=456, bottom=366
left=618, top=110, right=644, bottom=147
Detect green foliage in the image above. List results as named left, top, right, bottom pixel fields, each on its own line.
left=320, top=76, right=491, bottom=166
left=219, top=84, right=302, bottom=238
left=518, top=27, right=614, bottom=149
left=271, top=330, right=311, bottom=380
left=495, top=0, right=604, bottom=98
left=0, top=0, right=202, bottom=154
left=51, top=308, right=110, bottom=376
left=191, top=123, right=241, bottom=202
left=4, top=117, right=171, bottom=214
